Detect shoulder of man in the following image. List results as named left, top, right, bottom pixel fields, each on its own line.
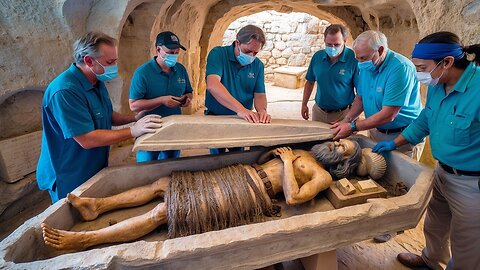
left=44, top=70, right=82, bottom=102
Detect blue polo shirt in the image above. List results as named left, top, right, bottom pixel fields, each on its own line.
left=402, top=63, right=480, bottom=171
left=129, top=57, right=193, bottom=117
left=205, top=43, right=265, bottom=115
left=357, top=50, right=422, bottom=129
left=37, top=64, right=113, bottom=201
left=305, top=47, right=358, bottom=110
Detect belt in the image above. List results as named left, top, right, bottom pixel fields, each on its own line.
left=319, top=104, right=351, bottom=113
left=438, top=162, right=480, bottom=176
left=376, top=126, right=407, bottom=134
left=252, top=164, right=275, bottom=199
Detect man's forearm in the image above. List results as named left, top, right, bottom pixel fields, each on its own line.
left=112, top=112, right=136, bottom=126
left=129, top=98, right=163, bottom=113
left=344, top=97, right=363, bottom=122
left=254, top=93, right=267, bottom=112
left=355, top=107, right=400, bottom=131
left=74, top=128, right=132, bottom=149
left=302, top=81, right=315, bottom=105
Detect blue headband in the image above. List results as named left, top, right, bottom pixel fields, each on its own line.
left=412, top=43, right=464, bottom=60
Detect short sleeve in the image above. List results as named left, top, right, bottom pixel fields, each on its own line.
left=206, top=47, right=223, bottom=77
left=183, top=68, right=193, bottom=94
left=254, top=61, right=265, bottom=93
left=129, top=70, right=147, bottom=100
left=382, top=65, right=416, bottom=107
left=48, top=90, right=94, bottom=139
left=305, top=53, right=317, bottom=82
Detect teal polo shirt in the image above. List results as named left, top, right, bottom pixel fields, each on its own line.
left=205, top=43, right=265, bottom=115
left=305, top=47, right=358, bottom=110
left=357, top=50, right=422, bottom=129
left=402, top=63, right=480, bottom=171
left=129, top=57, right=193, bottom=117
left=37, top=64, right=113, bottom=202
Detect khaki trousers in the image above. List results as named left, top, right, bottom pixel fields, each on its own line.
left=368, top=128, right=424, bottom=161
left=311, top=103, right=349, bottom=124
left=422, top=164, right=480, bottom=270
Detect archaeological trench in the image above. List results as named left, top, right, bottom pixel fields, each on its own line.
left=0, top=0, right=478, bottom=269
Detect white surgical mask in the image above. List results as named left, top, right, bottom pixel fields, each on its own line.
left=415, top=60, right=444, bottom=86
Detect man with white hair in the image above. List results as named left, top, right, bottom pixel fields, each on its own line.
left=330, top=30, right=424, bottom=243
left=331, top=30, right=423, bottom=160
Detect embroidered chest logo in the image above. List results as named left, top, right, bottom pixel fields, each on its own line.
left=339, top=69, right=345, bottom=75
left=376, top=86, right=383, bottom=93
left=248, top=72, right=255, bottom=79
left=177, top=77, right=186, bottom=84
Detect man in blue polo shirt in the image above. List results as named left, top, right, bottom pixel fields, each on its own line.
left=205, top=24, right=271, bottom=154
left=331, top=30, right=423, bottom=160
left=302, top=24, right=358, bottom=123
left=37, top=32, right=162, bottom=203
left=129, top=31, right=193, bottom=162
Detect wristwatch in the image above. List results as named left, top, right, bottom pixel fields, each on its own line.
left=350, top=120, right=357, bottom=132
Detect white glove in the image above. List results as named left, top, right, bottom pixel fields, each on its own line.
left=134, top=110, right=146, bottom=121
left=130, top=114, right=163, bottom=138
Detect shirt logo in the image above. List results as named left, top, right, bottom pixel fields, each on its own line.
left=177, top=77, right=186, bottom=84
left=339, top=69, right=345, bottom=75
left=376, top=86, right=383, bottom=93
left=248, top=72, right=255, bottom=79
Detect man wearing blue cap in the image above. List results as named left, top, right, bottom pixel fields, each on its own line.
left=302, top=24, right=358, bottom=124
left=129, top=31, right=193, bottom=162
left=37, top=32, right=163, bottom=203
left=205, top=24, right=270, bottom=155
left=373, top=31, right=480, bottom=270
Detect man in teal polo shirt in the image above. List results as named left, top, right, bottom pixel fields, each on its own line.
left=205, top=24, right=271, bottom=154
left=373, top=32, right=480, bottom=270
left=302, top=24, right=358, bottom=124
left=37, top=32, right=162, bottom=203
left=129, top=31, right=193, bottom=162
left=331, top=30, right=423, bottom=160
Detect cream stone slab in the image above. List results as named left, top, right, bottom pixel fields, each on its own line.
left=326, top=179, right=388, bottom=209
left=133, top=115, right=333, bottom=151
left=0, top=131, right=42, bottom=183
left=0, top=135, right=434, bottom=270
left=357, top=179, right=379, bottom=193
left=273, top=66, right=307, bottom=89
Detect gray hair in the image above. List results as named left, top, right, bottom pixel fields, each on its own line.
left=311, top=141, right=362, bottom=179
left=236, top=25, right=266, bottom=46
left=73, top=31, right=116, bottom=64
left=353, top=30, right=388, bottom=51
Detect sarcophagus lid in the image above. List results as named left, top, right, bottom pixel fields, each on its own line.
left=133, top=115, right=333, bottom=151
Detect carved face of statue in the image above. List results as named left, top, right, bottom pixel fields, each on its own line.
left=326, top=139, right=357, bottom=159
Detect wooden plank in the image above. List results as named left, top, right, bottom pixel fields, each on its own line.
left=0, top=131, right=42, bottom=183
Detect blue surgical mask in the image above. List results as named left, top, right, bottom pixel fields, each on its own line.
left=325, top=45, right=343, bottom=58
left=236, top=46, right=256, bottom=66
left=92, top=59, right=118, bottom=81
left=162, top=53, right=178, bottom=67
left=357, top=51, right=380, bottom=72
left=416, top=60, right=444, bottom=86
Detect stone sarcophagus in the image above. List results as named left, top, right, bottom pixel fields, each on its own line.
left=0, top=116, right=434, bottom=269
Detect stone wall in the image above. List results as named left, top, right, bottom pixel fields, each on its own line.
left=223, top=11, right=330, bottom=81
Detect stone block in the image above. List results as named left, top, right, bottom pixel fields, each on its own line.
left=336, top=178, right=356, bottom=195
left=273, top=66, right=308, bottom=89
left=326, top=179, right=388, bottom=209
left=0, top=131, right=42, bottom=183
left=357, top=179, right=379, bottom=193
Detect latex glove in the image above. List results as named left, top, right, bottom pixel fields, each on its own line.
left=130, top=114, right=163, bottom=138
left=372, top=140, right=396, bottom=153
